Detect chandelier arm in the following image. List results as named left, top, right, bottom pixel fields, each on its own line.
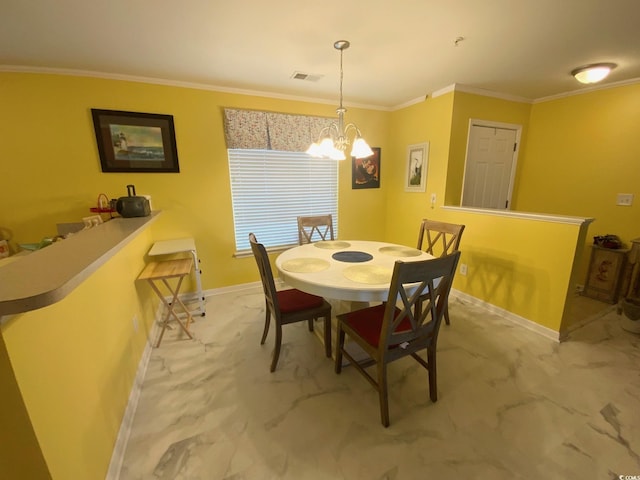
left=343, top=123, right=361, bottom=138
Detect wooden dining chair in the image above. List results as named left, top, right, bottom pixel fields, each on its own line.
left=335, top=251, right=460, bottom=427
left=249, top=233, right=332, bottom=371
left=417, top=219, right=465, bottom=325
left=297, top=214, right=334, bottom=244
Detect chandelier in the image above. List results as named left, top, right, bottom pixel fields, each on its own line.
left=306, top=40, right=373, bottom=160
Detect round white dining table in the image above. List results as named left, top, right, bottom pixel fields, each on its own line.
left=275, top=240, right=434, bottom=303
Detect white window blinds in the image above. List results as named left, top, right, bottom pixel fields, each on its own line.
left=228, top=149, right=338, bottom=252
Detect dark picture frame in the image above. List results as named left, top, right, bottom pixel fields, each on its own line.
left=352, top=147, right=381, bottom=189
left=91, top=109, right=179, bottom=173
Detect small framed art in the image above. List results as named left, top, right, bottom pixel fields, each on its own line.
left=405, top=142, right=429, bottom=192
left=352, top=147, right=380, bottom=189
left=91, top=109, right=180, bottom=173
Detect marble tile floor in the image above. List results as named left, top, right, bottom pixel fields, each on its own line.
left=119, top=287, right=640, bottom=480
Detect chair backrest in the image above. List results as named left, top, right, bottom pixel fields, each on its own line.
left=417, top=219, right=465, bottom=258
left=379, top=252, right=461, bottom=361
left=249, top=233, right=280, bottom=314
left=297, top=214, right=334, bottom=245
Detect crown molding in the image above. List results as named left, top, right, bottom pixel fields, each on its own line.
left=0, top=65, right=389, bottom=111
left=533, top=76, right=640, bottom=104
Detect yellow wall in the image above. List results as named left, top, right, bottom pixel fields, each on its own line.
left=0, top=229, right=156, bottom=479
left=0, top=334, right=51, bottom=479
left=447, top=91, right=533, bottom=206
left=0, top=71, right=389, bottom=479
left=383, top=91, right=584, bottom=332
left=513, top=84, right=640, bottom=282
left=439, top=209, right=586, bottom=331
left=384, top=94, right=455, bottom=246
left=2, top=71, right=637, bottom=479
left=0, top=72, right=389, bottom=291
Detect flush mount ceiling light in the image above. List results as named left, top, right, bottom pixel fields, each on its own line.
left=306, top=40, right=373, bottom=160
left=571, top=63, right=616, bottom=84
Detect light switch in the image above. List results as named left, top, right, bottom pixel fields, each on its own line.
left=617, top=193, right=634, bottom=206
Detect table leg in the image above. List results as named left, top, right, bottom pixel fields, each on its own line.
left=147, top=276, right=193, bottom=347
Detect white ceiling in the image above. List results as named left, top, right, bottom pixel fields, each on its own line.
left=2, top=0, right=639, bottom=109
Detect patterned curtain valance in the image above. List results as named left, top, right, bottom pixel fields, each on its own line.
left=223, top=108, right=333, bottom=152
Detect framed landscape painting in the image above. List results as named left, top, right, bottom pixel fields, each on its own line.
left=91, top=109, right=180, bottom=173
left=405, top=142, right=429, bottom=192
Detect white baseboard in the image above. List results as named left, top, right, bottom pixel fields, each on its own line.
left=106, top=306, right=162, bottom=480
left=106, top=283, right=261, bottom=478
left=450, top=288, right=561, bottom=342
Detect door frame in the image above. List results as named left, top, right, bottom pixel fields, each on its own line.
left=461, top=118, right=523, bottom=209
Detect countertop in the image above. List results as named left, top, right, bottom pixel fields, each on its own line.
left=0, top=213, right=160, bottom=316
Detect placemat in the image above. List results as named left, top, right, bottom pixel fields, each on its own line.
left=280, top=258, right=330, bottom=273
left=332, top=251, right=373, bottom=263
left=343, top=265, right=393, bottom=285
left=378, top=245, right=423, bottom=257
left=314, top=240, right=351, bottom=249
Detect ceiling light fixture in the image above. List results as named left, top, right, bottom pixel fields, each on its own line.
left=571, top=63, right=616, bottom=84
left=306, top=40, right=373, bottom=160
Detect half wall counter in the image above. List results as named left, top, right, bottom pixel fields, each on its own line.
left=0, top=212, right=161, bottom=317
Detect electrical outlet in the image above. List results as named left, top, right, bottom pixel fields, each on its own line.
left=460, top=263, right=468, bottom=276
left=132, top=314, right=139, bottom=332
left=616, top=193, right=634, bottom=206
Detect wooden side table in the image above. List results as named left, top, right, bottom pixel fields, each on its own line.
left=148, top=238, right=205, bottom=317
left=138, top=258, right=194, bottom=347
left=583, top=245, right=629, bottom=304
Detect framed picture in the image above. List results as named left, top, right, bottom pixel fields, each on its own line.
left=352, top=147, right=380, bottom=189
left=405, top=142, right=429, bottom=192
left=583, top=245, right=628, bottom=303
left=91, top=109, right=179, bottom=173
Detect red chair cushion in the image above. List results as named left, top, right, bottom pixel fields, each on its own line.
left=343, top=304, right=413, bottom=348
left=277, top=289, right=324, bottom=313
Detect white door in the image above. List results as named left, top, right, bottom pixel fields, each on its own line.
left=461, top=121, right=520, bottom=209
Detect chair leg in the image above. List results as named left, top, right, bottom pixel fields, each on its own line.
left=308, top=318, right=314, bottom=332
left=335, top=326, right=345, bottom=373
left=444, top=302, right=451, bottom=325
left=427, top=347, right=438, bottom=402
left=260, top=305, right=271, bottom=345
left=323, top=314, right=331, bottom=358
left=270, top=324, right=283, bottom=372
left=378, top=364, right=390, bottom=428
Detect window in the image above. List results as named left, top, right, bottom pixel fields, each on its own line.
left=228, top=149, right=338, bottom=252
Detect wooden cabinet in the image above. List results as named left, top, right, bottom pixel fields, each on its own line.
left=583, top=245, right=629, bottom=303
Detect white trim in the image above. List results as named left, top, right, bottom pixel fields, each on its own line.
left=0, top=65, right=389, bottom=112
left=431, top=84, right=456, bottom=98
left=431, top=83, right=532, bottom=104
left=3, top=65, right=639, bottom=111
left=430, top=79, right=640, bottom=105
left=442, top=205, right=595, bottom=226
left=451, top=289, right=561, bottom=342
left=106, top=306, right=162, bottom=480
left=533, top=76, right=640, bottom=104
left=390, top=95, right=427, bottom=111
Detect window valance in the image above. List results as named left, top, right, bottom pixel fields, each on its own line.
left=223, top=108, right=333, bottom=152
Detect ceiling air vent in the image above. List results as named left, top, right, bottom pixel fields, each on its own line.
left=291, top=71, right=323, bottom=82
